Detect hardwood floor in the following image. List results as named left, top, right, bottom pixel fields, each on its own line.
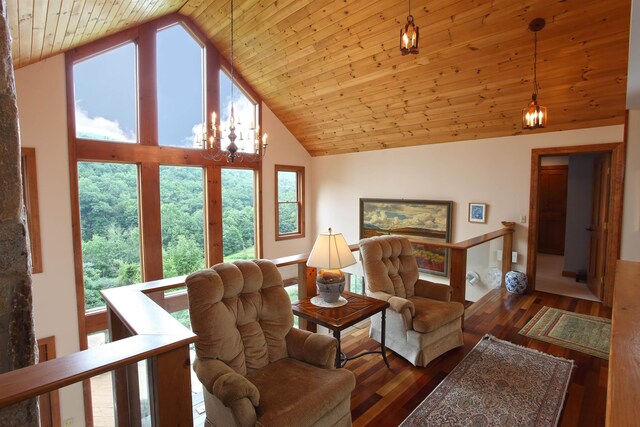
left=341, top=288, right=611, bottom=427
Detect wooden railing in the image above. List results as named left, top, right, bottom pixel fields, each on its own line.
left=606, top=260, right=640, bottom=427
left=420, top=226, right=515, bottom=304
left=0, top=224, right=514, bottom=425
left=0, top=278, right=197, bottom=425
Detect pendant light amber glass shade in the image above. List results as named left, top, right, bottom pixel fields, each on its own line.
left=400, top=14, right=419, bottom=55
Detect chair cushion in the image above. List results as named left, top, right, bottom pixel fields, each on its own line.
left=409, top=296, right=464, bottom=333
left=186, top=260, right=293, bottom=376
left=359, top=235, right=419, bottom=298
left=247, top=358, right=355, bottom=427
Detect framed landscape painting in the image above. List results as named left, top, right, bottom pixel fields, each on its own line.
left=359, top=198, right=453, bottom=277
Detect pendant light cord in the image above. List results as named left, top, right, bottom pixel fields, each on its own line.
left=533, top=31, right=538, bottom=96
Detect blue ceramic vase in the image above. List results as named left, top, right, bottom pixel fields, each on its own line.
left=505, top=271, right=528, bottom=294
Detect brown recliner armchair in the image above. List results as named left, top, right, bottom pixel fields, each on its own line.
left=359, top=235, right=464, bottom=367
left=186, top=260, right=356, bottom=427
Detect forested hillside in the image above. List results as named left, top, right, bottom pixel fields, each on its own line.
left=78, top=163, right=296, bottom=309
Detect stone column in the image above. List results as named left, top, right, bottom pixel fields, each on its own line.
left=0, top=0, right=39, bottom=425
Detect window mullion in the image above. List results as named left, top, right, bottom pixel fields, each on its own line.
left=138, top=163, right=164, bottom=282
left=205, top=165, right=223, bottom=266
left=138, top=23, right=158, bottom=146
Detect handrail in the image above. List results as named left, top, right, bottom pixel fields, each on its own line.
left=0, top=333, right=193, bottom=408
left=412, top=227, right=514, bottom=250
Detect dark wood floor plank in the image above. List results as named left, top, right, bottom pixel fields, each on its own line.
left=342, top=288, right=610, bottom=427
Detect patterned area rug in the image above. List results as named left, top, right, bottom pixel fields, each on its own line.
left=400, top=335, right=573, bottom=427
left=519, top=306, right=611, bottom=359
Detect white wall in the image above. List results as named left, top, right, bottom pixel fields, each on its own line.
left=621, top=109, right=640, bottom=260
left=15, top=55, right=85, bottom=426
left=310, top=126, right=625, bottom=274
left=260, top=102, right=314, bottom=259
left=540, top=156, right=568, bottom=166
left=261, top=103, right=315, bottom=279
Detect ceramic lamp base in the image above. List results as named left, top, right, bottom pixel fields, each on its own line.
left=316, top=279, right=345, bottom=303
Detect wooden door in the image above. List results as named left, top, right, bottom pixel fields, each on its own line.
left=537, top=166, right=568, bottom=255
left=587, top=155, right=611, bottom=299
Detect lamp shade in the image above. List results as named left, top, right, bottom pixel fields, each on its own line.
left=307, top=229, right=356, bottom=270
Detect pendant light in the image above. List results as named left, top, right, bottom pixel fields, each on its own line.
left=522, top=18, right=547, bottom=129
left=400, top=0, right=419, bottom=55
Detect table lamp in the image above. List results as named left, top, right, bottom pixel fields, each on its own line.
left=307, top=228, right=356, bottom=303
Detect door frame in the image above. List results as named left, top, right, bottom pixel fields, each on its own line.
left=526, top=142, right=626, bottom=306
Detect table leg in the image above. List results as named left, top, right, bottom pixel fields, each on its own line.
left=381, top=309, right=390, bottom=368
left=333, top=329, right=342, bottom=368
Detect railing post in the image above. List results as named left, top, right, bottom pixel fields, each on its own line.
left=107, top=308, right=141, bottom=427
left=148, top=345, right=192, bottom=426
left=501, top=230, right=514, bottom=288
left=449, top=248, right=467, bottom=328
left=297, top=264, right=317, bottom=332
left=297, top=263, right=308, bottom=330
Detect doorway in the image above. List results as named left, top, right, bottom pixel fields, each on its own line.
left=526, top=143, right=625, bottom=307
left=535, top=154, right=606, bottom=301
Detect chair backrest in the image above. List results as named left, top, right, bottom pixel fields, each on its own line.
left=186, top=260, right=294, bottom=376
left=359, top=235, right=419, bottom=299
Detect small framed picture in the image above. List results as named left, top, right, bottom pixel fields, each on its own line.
left=468, top=203, right=487, bottom=223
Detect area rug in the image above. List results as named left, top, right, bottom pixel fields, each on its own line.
left=400, top=335, right=573, bottom=427
left=519, top=306, right=610, bottom=359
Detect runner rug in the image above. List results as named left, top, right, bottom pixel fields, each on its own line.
left=519, top=306, right=611, bottom=359
left=400, top=335, right=573, bottom=427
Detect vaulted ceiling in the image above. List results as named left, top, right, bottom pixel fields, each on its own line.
left=7, top=0, right=631, bottom=156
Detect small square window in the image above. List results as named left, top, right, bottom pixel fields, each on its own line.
left=275, top=165, right=305, bottom=240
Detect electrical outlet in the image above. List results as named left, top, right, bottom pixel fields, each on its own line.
left=520, top=215, right=527, bottom=224
left=63, top=418, right=74, bottom=427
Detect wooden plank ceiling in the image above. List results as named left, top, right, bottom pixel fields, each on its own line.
left=8, top=0, right=631, bottom=156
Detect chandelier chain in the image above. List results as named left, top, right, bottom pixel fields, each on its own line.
left=230, top=0, right=235, bottom=102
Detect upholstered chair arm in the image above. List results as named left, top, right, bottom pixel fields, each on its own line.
left=415, top=279, right=452, bottom=301
left=193, top=358, right=259, bottom=427
left=368, top=290, right=415, bottom=330
left=387, top=295, right=415, bottom=331
left=285, top=327, right=338, bottom=369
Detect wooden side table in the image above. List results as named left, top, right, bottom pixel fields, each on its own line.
left=291, top=291, right=390, bottom=369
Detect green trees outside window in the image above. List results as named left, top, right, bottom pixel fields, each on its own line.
left=160, top=166, right=206, bottom=278
left=79, top=162, right=141, bottom=310
left=222, top=169, right=256, bottom=260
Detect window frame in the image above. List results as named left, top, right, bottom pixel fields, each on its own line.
left=65, top=15, right=265, bottom=426
left=20, top=147, right=43, bottom=273
left=275, top=164, right=305, bottom=241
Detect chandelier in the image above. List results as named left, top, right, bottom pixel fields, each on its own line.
left=522, top=18, right=547, bottom=129
left=200, top=0, right=267, bottom=163
left=400, top=0, right=419, bottom=55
